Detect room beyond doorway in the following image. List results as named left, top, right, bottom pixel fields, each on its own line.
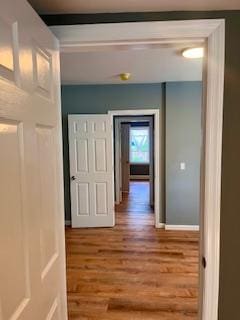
left=109, top=109, right=161, bottom=228
left=114, top=115, right=154, bottom=208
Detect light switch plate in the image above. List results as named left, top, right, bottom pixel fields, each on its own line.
left=180, top=162, right=186, bottom=170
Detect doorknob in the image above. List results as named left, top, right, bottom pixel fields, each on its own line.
left=71, top=176, right=76, bottom=181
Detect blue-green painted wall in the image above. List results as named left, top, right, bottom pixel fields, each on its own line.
left=61, top=83, right=163, bottom=220
left=166, top=82, right=202, bottom=226
left=61, top=81, right=202, bottom=226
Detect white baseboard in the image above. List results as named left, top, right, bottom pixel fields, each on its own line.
left=65, top=219, right=199, bottom=231
left=130, top=175, right=150, bottom=180
left=65, top=220, right=71, bottom=226
left=165, top=224, right=199, bottom=231
left=155, top=222, right=165, bottom=228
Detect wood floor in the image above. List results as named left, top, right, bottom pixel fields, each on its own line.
left=66, top=181, right=199, bottom=320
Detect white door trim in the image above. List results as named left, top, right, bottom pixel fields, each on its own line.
left=114, top=117, right=122, bottom=205
left=109, top=109, right=160, bottom=228
left=53, top=19, right=225, bottom=320
left=201, top=20, right=225, bottom=320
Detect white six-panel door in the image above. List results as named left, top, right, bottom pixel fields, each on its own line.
left=68, top=115, right=114, bottom=228
left=0, top=0, right=67, bottom=319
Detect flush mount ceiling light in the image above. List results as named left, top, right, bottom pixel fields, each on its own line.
left=120, top=73, right=131, bottom=81
left=182, top=47, right=204, bottom=59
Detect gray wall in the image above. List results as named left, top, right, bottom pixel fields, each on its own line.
left=165, top=82, right=202, bottom=226
left=61, top=83, right=163, bottom=221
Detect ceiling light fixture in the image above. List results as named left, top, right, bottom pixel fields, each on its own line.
left=120, top=73, right=131, bottom=81
left=182, top=47, right=204, bottom=59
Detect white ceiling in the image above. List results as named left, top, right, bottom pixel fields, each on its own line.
left=60, top=44, right=202, bottom=85
left=28, top=0, right=240, bottom=14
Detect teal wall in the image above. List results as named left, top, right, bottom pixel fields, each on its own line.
left=166, top=82, right=202, bottom=226
left=61, top=83, right=163, bottom=220
left=61, top=81, right=202, bottom=226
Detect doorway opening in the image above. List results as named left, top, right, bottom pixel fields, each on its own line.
left=109, top=110, right=161, bottom=227
left=61, top=19, right=224, bottom=320
left=113, top=115, right=154, bottom=224
left=67, top=54, right=202, bottom=320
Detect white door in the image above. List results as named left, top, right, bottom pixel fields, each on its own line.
left=0, top=0, right=67, bottom=319
left=68, top=115, right=115, bottom=228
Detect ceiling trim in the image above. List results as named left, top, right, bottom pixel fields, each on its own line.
left=59, top=38, right=204, bottom=53
left=50, top=19, right=217, bottom=53
left=41, top=10, right=240, bottom=26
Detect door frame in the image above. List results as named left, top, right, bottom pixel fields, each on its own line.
left=53, top=19, right=225, bottom=320
left=120, top=122, right=130, bottom=193
left=109, top=110, right=160, bottom=228
left=114, top=117, right=123, bottom=204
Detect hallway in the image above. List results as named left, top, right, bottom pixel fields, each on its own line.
left=66, top=181, right=199, bottom=319
left=115, top=180, right=153, bottom=217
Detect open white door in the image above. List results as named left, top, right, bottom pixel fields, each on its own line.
left=68, top=115, right=115, bottom=228
left=0, top=0, right=67, bottom=319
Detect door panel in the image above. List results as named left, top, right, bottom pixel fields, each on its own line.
left=77, top=183, right=90, bottom=215
left=95, top=182, right=108, bottom=214
left=0, top=0, right=67, bottom=319
left=69, top=115, right=114, bottom=228
left=36, top=125, right=58, bottom=279
left=94, top=138, right=107, bottom=172
left=76, top=139, right=88, bottom=172
left=0, top=121, right=30, bottom=320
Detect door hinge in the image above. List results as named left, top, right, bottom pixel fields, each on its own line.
left=202, top=256, right=207, bottom=269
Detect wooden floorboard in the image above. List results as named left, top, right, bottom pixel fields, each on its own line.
left=66, top=181, right=199, bottom=319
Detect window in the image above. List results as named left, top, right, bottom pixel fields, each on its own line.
left=130, top=127, right=150, bottom=164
